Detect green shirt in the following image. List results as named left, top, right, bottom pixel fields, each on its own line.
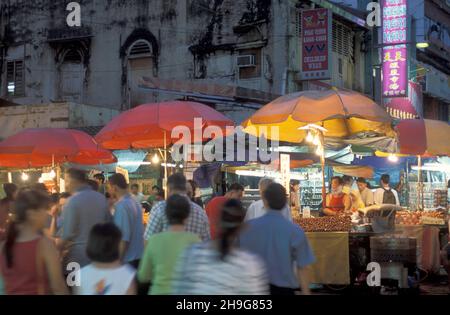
left=138, top=231, right=199, bottom=295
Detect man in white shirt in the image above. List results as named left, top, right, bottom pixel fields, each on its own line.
left=245, top=178, right=292, bottom=222
left=374, top=174, right=400, bottom=206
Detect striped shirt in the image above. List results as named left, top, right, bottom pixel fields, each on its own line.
left=143, top=198, right=210, bottom=241
left=172, top=242, right=269, bottom=295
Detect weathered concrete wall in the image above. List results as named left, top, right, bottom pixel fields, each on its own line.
left=0, top=102, right=119, bottom=139
left=1, top=0, right=288, bottom=112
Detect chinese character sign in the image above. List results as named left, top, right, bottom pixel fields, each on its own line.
left=382, top=0, right=408, bottom=98
left=382, top=46, right=407, bottom=97
left=300, top=8, right=331, bottom=80
left=382, top=0, right=407, bottom=45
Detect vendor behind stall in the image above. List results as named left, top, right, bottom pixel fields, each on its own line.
left=356, top=178, right=374, bottom=207
left=289, top=180, right=300, bottom=213
left=323, top=177, right=351, bottom=216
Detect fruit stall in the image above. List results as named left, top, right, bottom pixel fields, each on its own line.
left=292, top=208, right=449, bottom=291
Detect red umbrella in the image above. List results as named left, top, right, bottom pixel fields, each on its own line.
left=0, top=128, right=116, bottom=168
left=95, top=101, right=234, bottom=149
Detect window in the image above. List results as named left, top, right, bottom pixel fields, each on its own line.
left=59, top=49, right=84, bottom=102
left=238, top=48, right=262, bottom=79
left=6, top=60, right=24, bottom=97
left=332, top=20, right=354, bottom=59
left=127, top=39, right=156, bottom=107
left=128, top=40, right=152, bottom=59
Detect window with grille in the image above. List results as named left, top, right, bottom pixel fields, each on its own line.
left=332, top=21, right=354, bottom=60
left=128, top=40, right=153, bottom=59
left=295, top=9, right=302, bottom=37
left=6, top=60, right=25, bottom=97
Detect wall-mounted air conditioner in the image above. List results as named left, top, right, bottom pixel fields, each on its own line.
left=237, top=55, right=256, bottom=68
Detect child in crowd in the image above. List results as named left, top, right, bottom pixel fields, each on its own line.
left=74, top=223, right=136, bottom=295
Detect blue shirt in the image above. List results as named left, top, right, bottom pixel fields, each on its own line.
left=113, top=194, right=144, bottom=263
left=239, top=210, right=315, bottom=288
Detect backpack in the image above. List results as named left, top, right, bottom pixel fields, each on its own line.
left=382, top=188, right=396, bottom=205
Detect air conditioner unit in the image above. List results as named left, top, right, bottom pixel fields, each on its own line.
left=237, top=55, right=256, bottom=68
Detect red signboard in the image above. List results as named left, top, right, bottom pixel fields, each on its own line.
left=300, top=8, right=331, bottom=81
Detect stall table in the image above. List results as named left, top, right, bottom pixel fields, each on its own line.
left=305, top=232, right=350, bottom=285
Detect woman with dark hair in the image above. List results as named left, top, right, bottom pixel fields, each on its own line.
left=0, top=189, right=68, bottom=295
left=74, top=223, right=136, bottom=295
left=172, top=199, right=268, bottom=295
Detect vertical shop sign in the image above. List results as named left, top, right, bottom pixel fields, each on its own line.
left=382, top=0, right=408, bottom=98
left=300, top=8, right=332, bottom=80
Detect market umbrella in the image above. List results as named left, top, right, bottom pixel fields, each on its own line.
left=242, top=88, right=395, bottom=207
left=95, top=101, right=234, bottom=194
left=0, top=128, right=116, bottom=168
left=242, top=88, right=394, bottom=144
left=375, top=119, right=450, bottom=209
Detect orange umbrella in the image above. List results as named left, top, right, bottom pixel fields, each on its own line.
left=95, top=101, right=234, bottom=149
left=242, top=88, right=394, bottom=143
left=0, top=128, right=116, bottom=168
left=375, top=119, right=450, bottom=210
left=95, top=101, right=234, bottom=196
left=242, top=88, right=394, bottom=208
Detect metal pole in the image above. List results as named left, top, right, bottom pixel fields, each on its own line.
left=417, top=155, right=423, bottom=210
left=164, top=130, right=168, bottom=199
left=319, top=131, right=326, bottom=208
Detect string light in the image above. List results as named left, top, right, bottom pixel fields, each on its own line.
left=312, top=135, right=320, bottom=146
left=151, top=154, right=160, bottom=164
left=21, top=172, right=29, bottom=181
left=388, top=154, right=399, bottom=163
left=305, top=132, right=314, bottom=143
left=315, top=146, right=324, bottom=156
left=49, top=169, right=56, bottom=179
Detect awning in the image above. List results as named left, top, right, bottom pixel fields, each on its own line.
left=139, top=76, right=278, bottom=104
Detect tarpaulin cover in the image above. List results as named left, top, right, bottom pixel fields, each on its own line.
left=305, top=232, right=350, bottom=285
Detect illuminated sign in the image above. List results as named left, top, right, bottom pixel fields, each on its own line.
left=382, top=0, right=408, bottom=98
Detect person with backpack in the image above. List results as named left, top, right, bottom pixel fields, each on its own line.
left=374, top=174, right=400, bottom=206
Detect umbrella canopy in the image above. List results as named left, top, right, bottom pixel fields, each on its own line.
left=376, top=119, right=450, bottom=157
left=95, top=101, right=234, bottom=150
left=0, top=128, right=116, bottom=168
left=242, top=88, right=394, bottom=143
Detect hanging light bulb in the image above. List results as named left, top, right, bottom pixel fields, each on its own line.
left=151, top=153, right=160, bottom=164
left=38, top=177, right=44, bottom=183
left=315, top=146, right=324, bottom=156
left=21, top=172, right=29, bottom=181
left=388, top=154, right=399, bottom=163
left=312, top=135, right=320, bottom=146
left=305, top=132, right=314, bottom=143
left=49, top=169, right=56, bottom=179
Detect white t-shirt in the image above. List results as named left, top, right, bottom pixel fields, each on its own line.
left=131, top=192, right=145, bottom=204
left=374, top=187, right=400, bottom=206
left=244, top=199, right=292, bottom=222
left=75, top=264, right=136, bottom=295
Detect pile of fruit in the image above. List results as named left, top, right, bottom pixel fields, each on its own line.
left=395, top=210, right=446, bottom=225
left=293, top=215, right=352, bottom=232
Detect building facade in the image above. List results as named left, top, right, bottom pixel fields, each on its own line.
left=350, top=0, right=450, bottom=122
left=0, top=0, right=373, bottom=126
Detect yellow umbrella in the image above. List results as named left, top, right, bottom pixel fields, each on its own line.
left=242, top=88, right=395, bottom=208
left=242, top=88, right=395, bottom=143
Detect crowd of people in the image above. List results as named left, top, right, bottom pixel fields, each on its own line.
left=0, top=169, right=316, bottom=295
left=322, top=174, right=400, bottom=216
